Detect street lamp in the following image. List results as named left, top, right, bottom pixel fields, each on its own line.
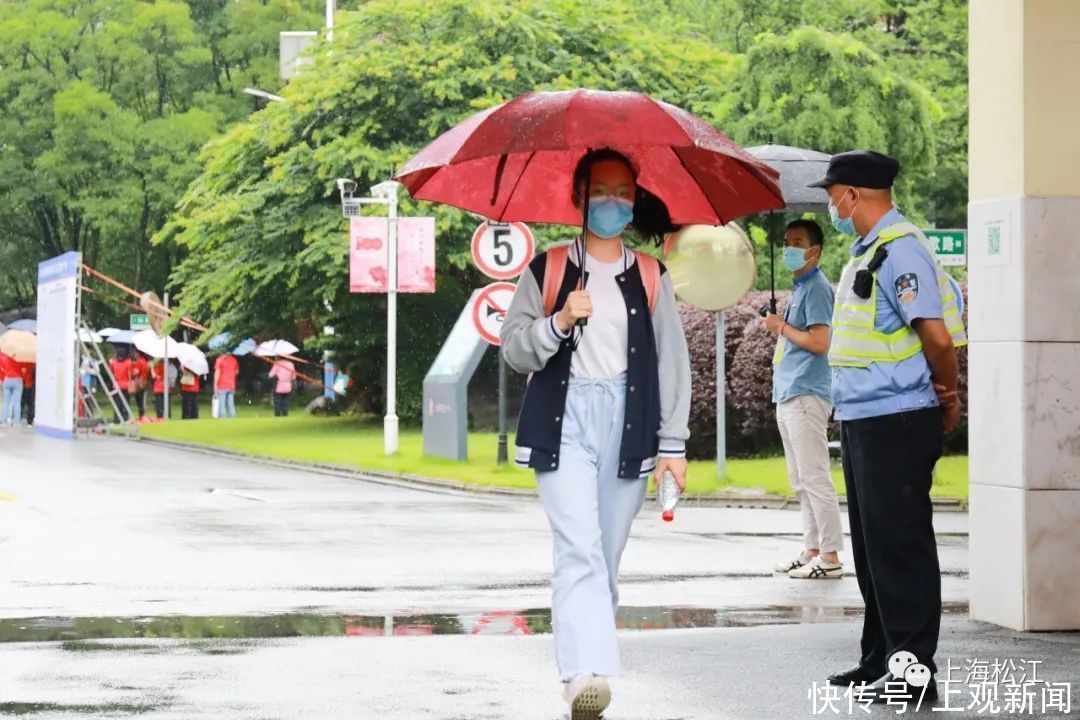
left=337, top=179, right=402, bottom=455
left=243, top=87, right=285, bottom=104
left=370, top=181, right=401, bottom=455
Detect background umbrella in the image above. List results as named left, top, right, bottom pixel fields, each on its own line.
left=0, top=329, right=36, bottom=362
left=255, top=339, right=299, bottom=357
left=76, top=328, right=103, bottom=344
left=8, top=319, right=36, bottom=333
left=175, top=343, right=209, bottom=375
left=132, top=329, right=181, bottom=359
left=746, top=144, right=832, bottom=312
left=106, top=329, right=139, bottom=345
left=231, top=338, right=257, bottom=356
left=208, top=332, right=233, bottom=352
left=98, top=327, right=122, bottom=338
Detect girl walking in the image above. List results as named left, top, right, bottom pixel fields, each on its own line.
left=501, top=149, right=691, bottom=718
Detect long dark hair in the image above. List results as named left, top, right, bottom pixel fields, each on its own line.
left=571, top=148, right=678, bottom=247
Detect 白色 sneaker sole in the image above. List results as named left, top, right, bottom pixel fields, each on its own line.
left=788, top=562, right=844, bottom=580
left=571, top=677, right=611, bottom=720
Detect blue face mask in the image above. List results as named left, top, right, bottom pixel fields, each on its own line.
left=587, top=196, right=634, bottom=239
left=829, top=192, right=858, bottom=236
left=782, top=246, right=811, bottom=272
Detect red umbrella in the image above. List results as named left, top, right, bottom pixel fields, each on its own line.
left=394, top=89, right=784, bottom=226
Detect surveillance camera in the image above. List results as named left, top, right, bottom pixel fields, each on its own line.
left=336, top=178, right=357, bottom=197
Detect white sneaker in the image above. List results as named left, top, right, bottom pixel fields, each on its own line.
left=788, top=556, right=844, bottom=579
left=775, top=551, right=812, bottom=574
left=564, top=674, right=611, bottom=720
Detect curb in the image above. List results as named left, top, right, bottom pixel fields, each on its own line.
left=135, top=436, right=968, bottom=512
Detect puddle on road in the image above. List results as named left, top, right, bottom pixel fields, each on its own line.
left=0, top=702, right=162, bottom=716
left=0, top=603, right=968, bottom=644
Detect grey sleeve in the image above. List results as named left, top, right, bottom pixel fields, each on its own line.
left=500, top=266, right=569, bottom=375
left=652, top=272, right=691, bottom=457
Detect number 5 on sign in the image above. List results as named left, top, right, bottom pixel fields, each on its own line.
left=471, top=221, right=535, bottom=280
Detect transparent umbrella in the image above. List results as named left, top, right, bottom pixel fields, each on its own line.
left=132, top=329, right=182, bottom=359
left=175, top=343, right=209, bottom=375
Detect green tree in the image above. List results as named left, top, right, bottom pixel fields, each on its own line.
left=0, top=0, right=324, bottom=316
left=720, top=27, right=937, bottom=291
left=660, top=0, right=969, bottom=230
left=158, top=0, right=740, bottom=418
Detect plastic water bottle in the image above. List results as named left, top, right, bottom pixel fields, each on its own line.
left=658, top=470, right=681, bottom=522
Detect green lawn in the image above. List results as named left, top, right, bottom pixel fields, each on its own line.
left=139, top=408, right=969, bottom=499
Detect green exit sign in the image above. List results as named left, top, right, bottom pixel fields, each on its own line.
left=923, top=229, right=966, bottom=267
left=130, top=313, right=150, bottom=330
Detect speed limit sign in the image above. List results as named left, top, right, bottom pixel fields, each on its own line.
left=471, top=221, right=535, bottom=280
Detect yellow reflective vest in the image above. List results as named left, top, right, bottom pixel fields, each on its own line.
left=828, top=222, right=967, bottom=368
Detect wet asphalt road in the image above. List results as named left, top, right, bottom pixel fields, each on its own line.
left=4, top=429, right=1076, bottom=719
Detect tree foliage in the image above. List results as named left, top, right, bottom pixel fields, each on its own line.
left=159, top=0, right=739, bottom=418
left=0, top=0, right=325, bottom=315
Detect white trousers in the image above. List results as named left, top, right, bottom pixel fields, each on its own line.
left=776, top=394, right=844, bottom=554
left=536, top=377, right=647, bottom=681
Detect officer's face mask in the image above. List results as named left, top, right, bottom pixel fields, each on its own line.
left=828, top=189, right=858, bottom=236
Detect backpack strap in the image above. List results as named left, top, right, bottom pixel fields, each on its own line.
left=635, top=251, right=661, bottom=314
left=541, top=244, right=571, bottom=317
left=543, top=244, right=662, bottom=316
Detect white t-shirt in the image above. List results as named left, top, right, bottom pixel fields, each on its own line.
left=569, top=247, right=631, bottom=379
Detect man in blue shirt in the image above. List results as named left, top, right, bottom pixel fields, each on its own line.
left=764, top=219, right=844, bottom=581
left=809, top=151, right=964, bottom=703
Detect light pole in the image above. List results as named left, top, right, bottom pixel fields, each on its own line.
left=326, top=0, right=335, bottom=41
left=370, top=180, right=400, bottom=455
left=337, top=179, right=402, bottom=454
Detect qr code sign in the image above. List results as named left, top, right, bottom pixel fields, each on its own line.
left=988, top=224, right=1002, bottom=256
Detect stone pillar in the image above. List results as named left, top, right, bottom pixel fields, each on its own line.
left=968, top=0, right=1080, bottom=630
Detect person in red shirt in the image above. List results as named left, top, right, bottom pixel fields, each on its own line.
left=108, top=349, right=133, bottom=423
left=130, top=352, right=150, bottom=421
left=0, top=351, right=23, bottom=426
left=213, top=352, right=240, bottom=418
left=18, top=362, right=34, bottom=426
left=180, top=363, right=202, bottom=420
left=151, top=360, right=173, bottom=419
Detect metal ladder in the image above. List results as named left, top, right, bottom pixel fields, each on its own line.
left=76, top=319, right=137, bottom=438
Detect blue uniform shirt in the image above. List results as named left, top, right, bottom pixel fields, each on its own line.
left=832, top=207, right=944, bottom=420
left=773, top=267, right=834, bottom=405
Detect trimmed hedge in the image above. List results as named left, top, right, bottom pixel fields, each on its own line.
left=681, top=284, right=969, bottom=459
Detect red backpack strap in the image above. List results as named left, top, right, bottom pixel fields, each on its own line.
left=542, top=244, right=571, bottom=317
left=635, top=251, right=662, bottom=314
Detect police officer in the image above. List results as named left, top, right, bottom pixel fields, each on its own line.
left=808, top=151, right=966, bottom=701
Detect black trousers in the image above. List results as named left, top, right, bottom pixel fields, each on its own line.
left=21, top=386, right=34, bottom=425
left=131, top=390, right=146, bottom=418
left=113, top=386, right=130, bottom=423
left=154, top=393, right=165, bottom=418
left=273, top=392, right=290, bottom=417
left=181, top=391, right=199, bottom=419
left=841, top=407, right=943, bottom=676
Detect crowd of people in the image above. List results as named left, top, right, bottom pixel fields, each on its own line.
left=76, top=345, right=300, bottom=424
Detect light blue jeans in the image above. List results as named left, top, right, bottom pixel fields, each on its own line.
left=215, top=391, right=236, bottom=418
left=2, top=378, right=23, bottom=425
left=535, top=377, right=647, bottom=681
